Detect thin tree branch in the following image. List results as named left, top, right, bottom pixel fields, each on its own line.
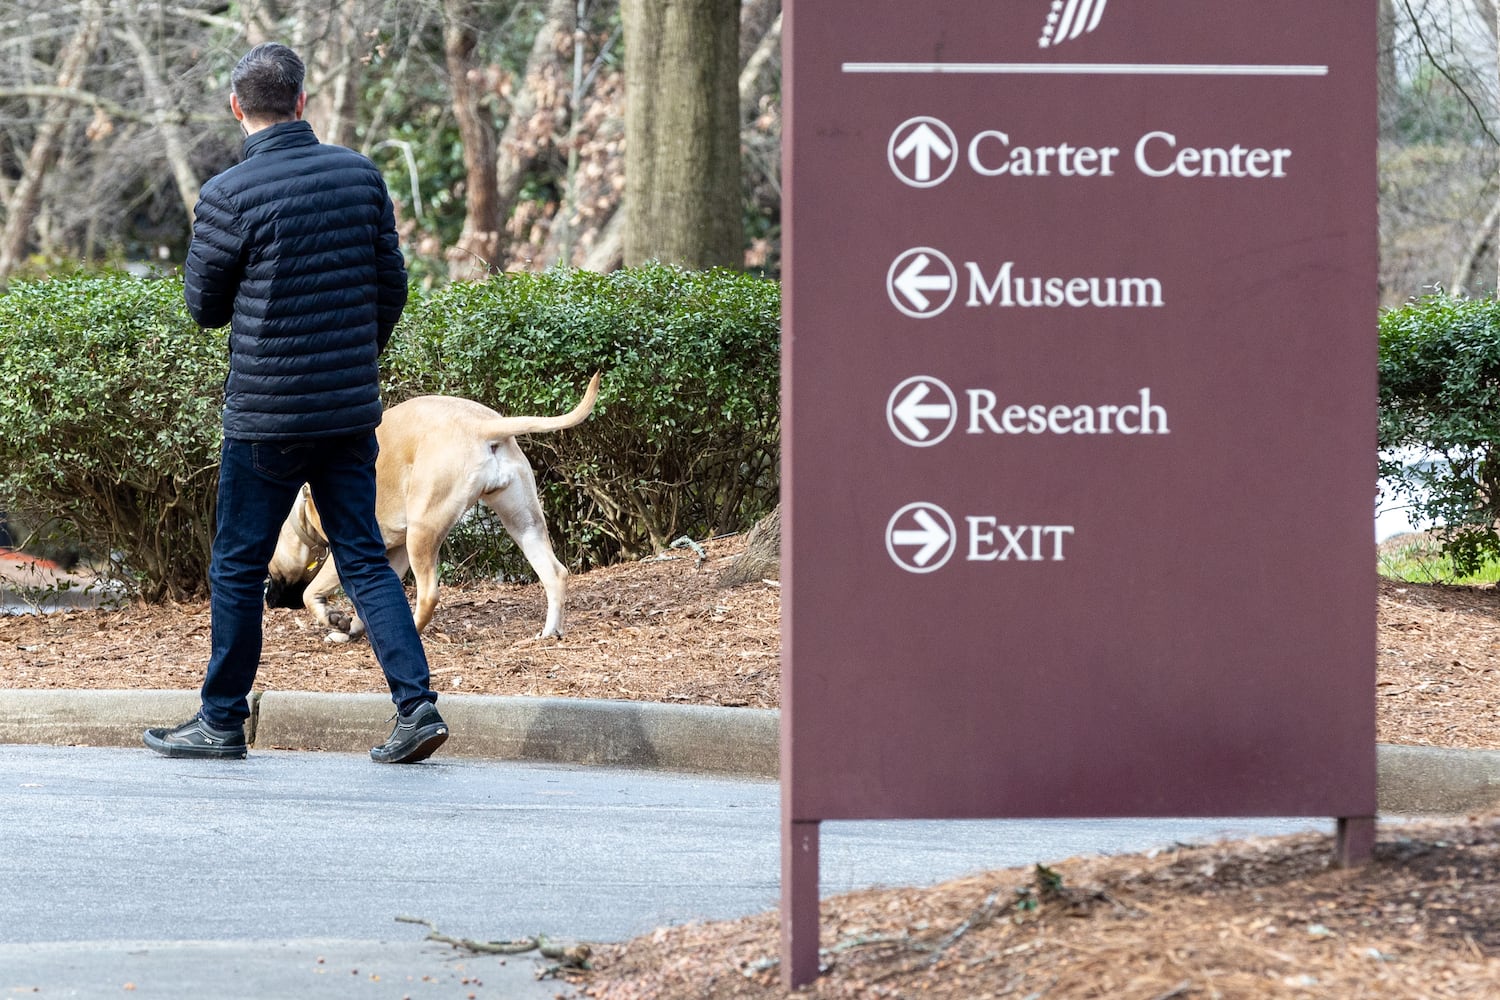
left=1402, top=0, right=1500, bottom=146
left=0, top=85, right=215, bottom=125
left=114, top=13, right=201, bottom=216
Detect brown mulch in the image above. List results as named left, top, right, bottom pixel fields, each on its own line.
left=0, top=535, right=780, bottom=708
left=1376, top=575, right=1500, bottom=750
left=9, top=534, right=1500, bottom=997
left=574, top=819, right=1500, bottom=999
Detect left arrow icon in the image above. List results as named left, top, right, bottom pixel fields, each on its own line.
left=888, top=376, right=958, bottom=446
left=887, top=248, right=958, bottom=319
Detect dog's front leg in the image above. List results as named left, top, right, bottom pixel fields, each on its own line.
left=303, top=557, right=365, bottom=642
left=324, top=593, right=368, bottom=641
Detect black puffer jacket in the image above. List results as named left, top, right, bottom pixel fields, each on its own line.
left=184, top=120, right=408, bottom=441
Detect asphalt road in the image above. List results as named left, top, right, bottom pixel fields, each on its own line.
left=1, top=745, right=1328, bottom=998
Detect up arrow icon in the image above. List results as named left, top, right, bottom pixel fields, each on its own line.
left=889, top=116, right=958, bottom=188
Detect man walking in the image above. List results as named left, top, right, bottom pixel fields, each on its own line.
left=144, top=43, right=448, bottom=764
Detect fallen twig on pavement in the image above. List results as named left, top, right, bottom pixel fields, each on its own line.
left=395, top=915, right=593, bottom=969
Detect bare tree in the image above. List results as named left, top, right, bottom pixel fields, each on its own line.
left=1382, top=0, right=1400, bottom=133
left=496, top=0, right=627, bottom=271
left=517, top=0, right=778, bottom=274
left=117, top=0, right=201, bottom=217
left=0, top=1, right=440, bottom=276
left=1381, top=0, right=1500, bottom=300
left=740, top=9, right=780, bottom=124
left=0, top=0, right=786, bottom=282
left=0, top=0, right=103, bottom=284
left=495, top=0, right=575, bottom=239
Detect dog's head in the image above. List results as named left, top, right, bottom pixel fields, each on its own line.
left=265, top=486, right=327, bottom=609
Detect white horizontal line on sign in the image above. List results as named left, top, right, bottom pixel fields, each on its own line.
left=841, top=62, right=1329, bottom=77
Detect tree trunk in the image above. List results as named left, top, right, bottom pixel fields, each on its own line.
left=495, top=0, right=628, bottom=271
left=719, top=504, right=779, bottom=587
left=290, top=1, right=362, bottom=148
left=0, top=0, right=103, bottom=284
left=312, top=2, right=362, bottom=149
left=444, top=0, right=502, bottom=279
left=622, top=0, right=741, bottom=268
left=551, top=0, right=591, bottom=265
left=581, top=210, right=625, bottom=271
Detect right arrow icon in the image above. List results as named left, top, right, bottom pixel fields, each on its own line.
left=886, top=502, right=957, bottom=573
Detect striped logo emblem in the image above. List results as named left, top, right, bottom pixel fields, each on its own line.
left=1039, top=0, right=1109, bottom=48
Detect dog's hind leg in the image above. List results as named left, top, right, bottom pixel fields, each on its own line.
left=486, top=490, right=569, bottom=639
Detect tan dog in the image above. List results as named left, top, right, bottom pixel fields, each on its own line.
left=265, top=374, right=600, bottom=640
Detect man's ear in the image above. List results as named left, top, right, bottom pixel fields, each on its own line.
left=294, top=91, right=307, bottom=120
left=230, top=93, right=246, bottom=122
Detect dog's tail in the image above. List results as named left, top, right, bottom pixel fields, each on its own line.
left=485, top=371, right=601, bottom=438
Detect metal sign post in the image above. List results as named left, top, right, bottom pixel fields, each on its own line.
left=781, top=1, right=1377, bottom=988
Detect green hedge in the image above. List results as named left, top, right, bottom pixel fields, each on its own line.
left=0, top=265, right=780, bottom=599
left=0, top=276, right=224, bottom=600
left=1379, top=292, right=1500, bottom=573
left=383, top=265, right=781, bottom=569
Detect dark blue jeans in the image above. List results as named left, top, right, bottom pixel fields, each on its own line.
left=200, top=433, right=435, bottom=729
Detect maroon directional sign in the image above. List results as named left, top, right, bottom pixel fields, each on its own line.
left=781, top=0, right=1377, bottom=986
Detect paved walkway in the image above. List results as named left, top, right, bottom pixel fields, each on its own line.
left=3, top=744, right=1331, bottom=1000
left=6, top=684, right=1500, bottom=999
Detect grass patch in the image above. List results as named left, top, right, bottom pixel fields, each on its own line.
left=1378, top=531, right=1500, bottom=585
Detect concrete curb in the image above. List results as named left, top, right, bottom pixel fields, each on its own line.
left=0, top=689, right=203, bottom=750
left=254, top=690, right=779, bottom=775
left=0, top=689, right=779, bottom=778
left=3, top=688, right=1500, bottom=812
left=1377, top=743, right=1500, bottom=815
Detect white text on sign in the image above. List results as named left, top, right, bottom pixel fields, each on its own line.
left=887, top=249, right=1163, bottom=318
left=888, top=116, right=1299, bottom=189
left=967, top=387, right=1168, bottom=436
left=966, top=130, right=1292, bottom=179
left=966, top=521, right=1075, bottom=562
left=885, top=379, right=1170, bottom=446
left=965, top=262, right=1163, bottom=309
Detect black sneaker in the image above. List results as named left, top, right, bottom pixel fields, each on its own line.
left=371, top=701, right=448, bottom=764
left=143, top=714, right=247, bottom=759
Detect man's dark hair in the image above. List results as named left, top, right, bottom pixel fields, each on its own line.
left=231, top=43, right=305, bottom=120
